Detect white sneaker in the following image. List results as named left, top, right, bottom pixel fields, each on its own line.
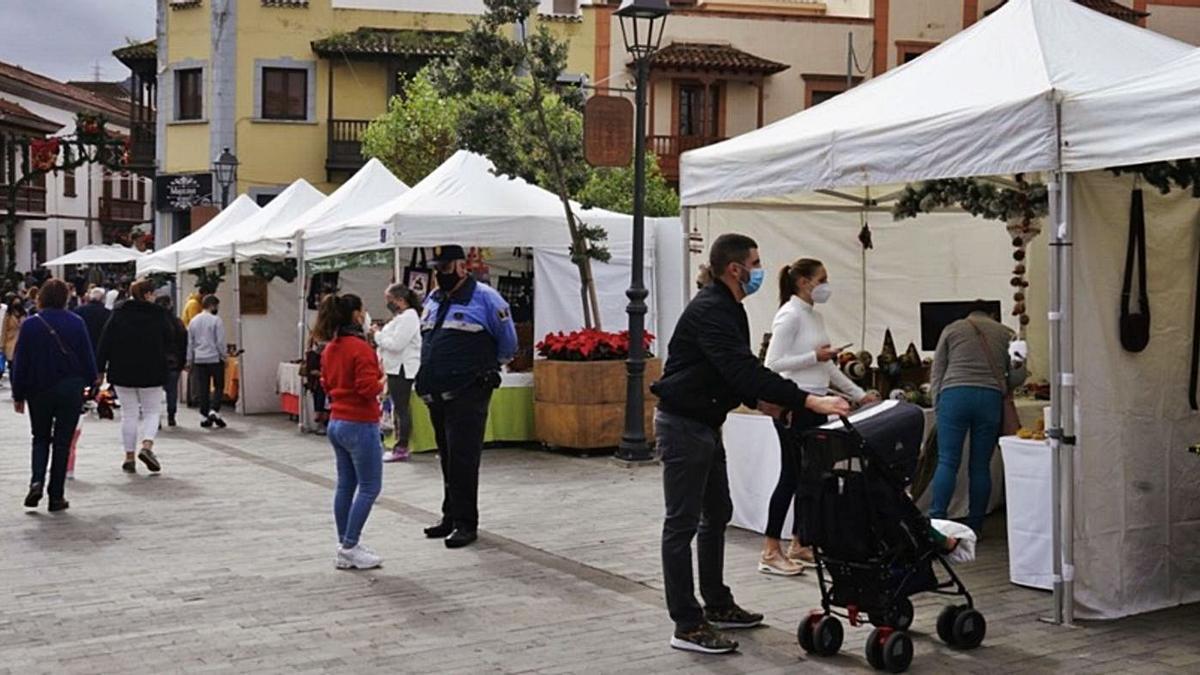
left=336, top=544, right=382, bottom=570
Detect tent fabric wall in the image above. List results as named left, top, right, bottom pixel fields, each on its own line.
left=1071, top=171, right=1200, bottom=619
left=690, top=207, right=1027, bottom=369
left=240, top=277, right=301, bottom=414
left=532, top=248, right=655, bottom=343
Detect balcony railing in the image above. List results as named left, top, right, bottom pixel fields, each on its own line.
left=128, top=120, right=156, bottom=176
left=2, top=184, right=47, bottom=214
left=326, top=118, right=371, bottom=177
left=648, top=134, right=726, bottom=182
left=100, top=196, right=147, bottom=224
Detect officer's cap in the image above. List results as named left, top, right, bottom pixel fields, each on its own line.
left=433, top=245, right=467, bottom=264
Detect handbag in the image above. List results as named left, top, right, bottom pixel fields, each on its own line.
left=968, top=320, right=1021, bottom=436
left=1120, top=188, right=1151, bottom=352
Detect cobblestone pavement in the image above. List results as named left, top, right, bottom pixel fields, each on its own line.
left=1, top=397, right=1197, bottom=674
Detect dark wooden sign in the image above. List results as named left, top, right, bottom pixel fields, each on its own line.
left=584, top=95, right=634, bottom=168
left=240, top=275, right=268, bottom=315
left=154, top=173, right=213, bottom=212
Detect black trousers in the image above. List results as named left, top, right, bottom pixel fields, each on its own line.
left=657, top=409, right=735, bottom=631
left=28, top=377, right=84, bottom=501
left=765, top=415, right=823, bottom=543
left=428, top=384, right=492, bottom=531
left=195, top=362, right=225, bottom=417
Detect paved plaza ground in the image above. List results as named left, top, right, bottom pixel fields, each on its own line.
left=1, top=396, right=1198, bottom=674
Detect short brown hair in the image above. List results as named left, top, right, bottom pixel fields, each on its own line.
left=130, top=279, right=156, bottom=301
left=37, top=279, right=68, bottom=310
left=709, top=233, right=758, bottom=279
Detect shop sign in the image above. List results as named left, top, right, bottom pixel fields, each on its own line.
left=155, top=173, right=214, bottom=212
left=584, top=95, right=634, bottom=168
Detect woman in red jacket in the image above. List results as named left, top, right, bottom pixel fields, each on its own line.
left=315, top=293, right=385, bottom=570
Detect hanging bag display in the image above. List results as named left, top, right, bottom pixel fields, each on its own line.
left=1120, top=188, right=1151, bottom=353
left=403, top=248, right=433, bottom=301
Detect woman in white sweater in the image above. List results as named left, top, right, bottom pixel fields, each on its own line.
left=758, top=258, right=879, bottom=576
left=372, top=283, right=423, bottom=462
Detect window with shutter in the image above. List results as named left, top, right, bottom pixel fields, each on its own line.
left=176, top=68, right=203, bottom=120
left=262, top=68, right=308, bottom=120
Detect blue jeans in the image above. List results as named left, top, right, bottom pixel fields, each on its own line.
left=328, top=419, right=383, bottom=548
left=930, top=386, right=1002, bottom=533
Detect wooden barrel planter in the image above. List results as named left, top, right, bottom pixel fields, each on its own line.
left=534, top=358, right=662, bottom=450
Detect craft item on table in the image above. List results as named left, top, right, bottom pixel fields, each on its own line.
left=878, top=329, right=901, bottom=377
left=900, top=342, right=922, bottom=370
left=888, top=388, right=906, bottom=401
left=1120, top=188, right=1151, bottom=353
left=1017, top=416, right=1047, bottom=441
left=838, top=351, right=857, bottom=366
left=856, top=350, right=874, bottom=368
left=843, top=360, right=868, bottom=381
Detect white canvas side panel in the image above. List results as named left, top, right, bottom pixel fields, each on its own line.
left=652, top=218, right=688, bottom=360
left=1071, top=171, right=1200, bottom=619
left=532, top=247, right=656, bottom=346
left=240, top=277, right=300, bottom=414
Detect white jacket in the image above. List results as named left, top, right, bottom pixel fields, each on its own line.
left=764, top=296, right=866, bottom=402
left=375, top=308, right=421, bottom=378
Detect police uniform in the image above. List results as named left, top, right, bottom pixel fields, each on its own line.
left=417, top=259, right=517, bottom=541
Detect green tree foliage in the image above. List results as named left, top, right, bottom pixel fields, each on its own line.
left=361, top=69, right=462, bottom=186
left=578, top=154, right=680, bottom=217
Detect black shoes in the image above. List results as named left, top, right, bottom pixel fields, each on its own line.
left=444, top=529, right=478, bottom=549
left=122, top=459, right=137, bottom=474
left=24, top=483, right=43, bottom=509
left=213, top=415, right=227, bottom=429
left=424, top=521, right=454, bottom=539
left=48, top=499, right=69, bottom=513
left=670, top=623, right=739, bottom=655
left=138, top=448, right=161, bottom=473
left=704, top=604, right=765, bottom=630
left=200, top=416, right=213, bottom=429
left=168, top=414, right=177, bottom=427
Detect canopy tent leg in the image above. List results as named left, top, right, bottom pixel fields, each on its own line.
left=232, top=247, right=245, bottom=416
left=1046, top=171, right=1065, bottom=626
left=296, top=235, right=307, bottom=433
left=393, top=241, right=402, bottom=282
left=1060, top=172, right=1077, bottom=626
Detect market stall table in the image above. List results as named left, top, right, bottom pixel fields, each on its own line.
left=1000, top=435, right=1054, bottom=590
left=402, top=372, right=534, bottom=452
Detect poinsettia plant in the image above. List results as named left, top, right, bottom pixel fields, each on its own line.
left=536, top=329, right=655, bottom=362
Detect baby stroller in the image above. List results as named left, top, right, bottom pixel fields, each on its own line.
left=795, top=401, right=986, bottom=673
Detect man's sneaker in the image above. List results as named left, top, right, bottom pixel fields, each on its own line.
left=705, top=604, right=764, bottom=630
left=138, top=448, right=162, bottom=473
left=787, top=542, right=817, bottom=568
left=669, top=623, right=738, bottom=655
left=48, top=499, right=69, bottom=513
left=336, top=544, right=383, bottom=570
left=212, top=414, right=227, bottom=429
left=758, top=550, right=804, bottom=576
left=168, top=415, right=177, bottom=427
left=66, top=471, right=74, bottom=481
left=122, top=459, right=137, bottom=474
left=200, top=416, right=213, bottom=429
left=24, top=482, right=43, bottom=509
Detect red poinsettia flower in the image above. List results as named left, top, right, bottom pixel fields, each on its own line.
left=536, top=328, right=656, bottom=362
left=30, top=138, right=60, bottom=172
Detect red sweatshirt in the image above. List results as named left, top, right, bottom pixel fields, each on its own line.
left=320, top=333, right=384, bottom=423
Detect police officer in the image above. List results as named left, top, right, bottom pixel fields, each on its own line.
left=418, top=245, right=518, bottom=549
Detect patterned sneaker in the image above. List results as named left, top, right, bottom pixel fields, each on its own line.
left=138, top=448, right=162, bottom=473
left=704, top=604, right=764, bottom=630
left=758, top=550, right=804, bottom=576
left=669, top=623, right=739, bottom=655
left=787, top=542, right=817, bottom=568
left=336, top=544, right=383, bottom=570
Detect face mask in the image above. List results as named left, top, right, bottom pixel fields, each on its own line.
left=386, top=301, right=400, bottom=314
left=436, top=272, right=461, bottom=292
left=741, top=267, right=765, bottom=296
left=812, top=283, right=833, bottom=304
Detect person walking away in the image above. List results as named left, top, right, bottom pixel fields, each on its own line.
left=651, top=234, right=850, bottom=655
left=760, top=259, right=880, bottom=575
left=316, top=293, right=386, bottom=570
left=929, top=302, right=1028, bottom=534
left=97, top=279, right=173, bottom=474
left=156, top=295, right=188, bottom=427
left=73, top=287, right=111, bottom=356
left=12, top=279, right=98, bottom=512
left=2, top=294, right=26, bottom=385
left=181, top=289, right=204, bottom=327
left=372, top=283, right=422, bottom=462
left=187, top=296, right=227, bottom=429
left=416, top=245, right=517, bottom=550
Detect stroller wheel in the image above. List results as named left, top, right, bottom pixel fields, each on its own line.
left=813, top=616, right=844, bottom=657
left=865, top=628, right=887, bottom=669
left=937, top=605, right=961, bottom=645
left=951, top=608, right=987, bottom=650
left=797, top=613, right=820, bottom=653
left=880, top=631, right=914, bottom=672
left=871, top=598, right=915, bottom=631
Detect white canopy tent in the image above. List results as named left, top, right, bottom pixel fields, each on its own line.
left=182, top=179, right=326, bottom=271
left=137, top=195, right=261, bottom=276
left=680, top=0, right=1200, bottom=622
left=43, top=244, right=144, bottom=267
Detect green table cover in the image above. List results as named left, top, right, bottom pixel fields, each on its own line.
left=387, top=386, right=535, bottom=452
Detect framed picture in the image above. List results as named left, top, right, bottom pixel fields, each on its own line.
left=240, top=276, right=268, bottom=315
left=405, top=267, right=433, bottom=301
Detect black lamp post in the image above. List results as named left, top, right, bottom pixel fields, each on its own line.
left=615, top=0, right=669, bottom=463
left=212, top=147, right=239, bottom=208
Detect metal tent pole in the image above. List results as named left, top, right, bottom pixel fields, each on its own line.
left=1060, top=171, right=1077, bottom=626
left=232, top=247, right=244, bottom=415
left=295, top=234, right=307, bottom=433
left=1046, top=170, right=1065, bottom=626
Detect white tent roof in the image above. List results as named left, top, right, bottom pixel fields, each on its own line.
left=180, top=179, right=326, bottom=270
left=680, top=0, right=1193, bottom=207
left=1063, top=48, right=1200, bottom=172
left=43, top=244, right=144, bottom=267
left=235, top=158, right=409, bottom=259
left=303, top=150, right=644, bottom=259
left=137, top=195, right=262, bottom=275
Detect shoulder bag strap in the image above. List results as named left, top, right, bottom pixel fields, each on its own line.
left=36, top=314, right=80, bottom=370
left=967, top=320, right=1007, bottom=392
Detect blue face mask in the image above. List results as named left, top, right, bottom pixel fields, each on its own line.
left=741, top=267, right=765, bottom=296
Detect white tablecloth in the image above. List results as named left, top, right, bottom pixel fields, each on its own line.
left=277, top=362, right=303, bottom=396
left=999, top=436, right=1054, bottom=590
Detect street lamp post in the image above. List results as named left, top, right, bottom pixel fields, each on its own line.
left=212, top=147, right=239, bottom=208
left=615, top=0, right=669, bottom=464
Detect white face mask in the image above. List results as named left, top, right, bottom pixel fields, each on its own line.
left=812, top=283, right=833, bottom=304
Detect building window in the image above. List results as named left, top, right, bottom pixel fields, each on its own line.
left=63, top=167, right=76, bottom=197
left=896, top=41, right=938, bottom=66
left=176, top=68, right=204, bottom=120
left=677, top=83, right=720, bottom=138
left=119, top=173, right=132, bottom=200
left=63, top=230, right=77, bottom=255
left=262, top=67, right=308, bottom=120
left=137, top=178, right=146, bottom=202
left=30, top=228, right=46, bottom=267
left=803, top=74, right=862, bottom=109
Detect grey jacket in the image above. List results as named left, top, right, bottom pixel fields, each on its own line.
left=930, top=313, right=1026, bottom=401
left=187, top=311, right=226, bottom=365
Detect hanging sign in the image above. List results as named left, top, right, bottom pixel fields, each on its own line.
left=584, top=95, right=634, bottom=168
left=155, top=173, right=214, bottom=212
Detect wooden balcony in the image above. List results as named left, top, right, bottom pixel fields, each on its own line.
left=326, top=118, right=371, bottom=179
left=649, top=135, right=726, bottom=183
left=100, top=196, right=147, bottom=224
left=2, top=184, right=47, bottom=215
left=128, top=120, right=157, bottom=177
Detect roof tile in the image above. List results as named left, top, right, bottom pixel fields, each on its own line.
left=648, top=43, right=789, bottom=75
left=0, top=61, right=128, bottom=120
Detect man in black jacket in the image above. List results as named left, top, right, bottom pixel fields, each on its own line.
left=73, top=288, right=110, bottom=355
left=652, top=233, right=850, bottom=655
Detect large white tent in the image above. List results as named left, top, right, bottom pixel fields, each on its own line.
left=43, top=244, right=144, bottom=267
left=183, top=179, right=325, bottom=271
left=138, top=195, right=261, bottom=276
left=680, top=0, right=1200, bottom=621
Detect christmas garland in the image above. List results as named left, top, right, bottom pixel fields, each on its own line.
left=190, top=265, right=225, bottom=294
left=892, top=175, right=1049, bottom=224
left=1110, top=159, right=1200, bottom=197
left=250, top=258, right=298, bottom=283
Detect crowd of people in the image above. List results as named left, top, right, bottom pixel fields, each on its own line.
left=2, top=238, right=1024, bottom=659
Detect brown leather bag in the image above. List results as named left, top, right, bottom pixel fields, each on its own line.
left=969, top=320, right=1021, bottom=436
